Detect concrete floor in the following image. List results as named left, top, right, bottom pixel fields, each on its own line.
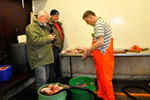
left=9, top=78, right=150, bottom=100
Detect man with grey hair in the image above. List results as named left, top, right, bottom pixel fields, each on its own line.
left=26, top=10, right=56, bottom=90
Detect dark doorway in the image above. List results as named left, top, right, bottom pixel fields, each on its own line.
left=0, top=0, right=32, bottom=64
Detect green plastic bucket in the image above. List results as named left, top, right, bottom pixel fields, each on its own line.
left=38, top=83, right=67, bottom=100
left=69, top=76, right=96, bottom=100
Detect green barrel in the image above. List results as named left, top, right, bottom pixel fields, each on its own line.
left=69, top=76, right=96, bottom=100
left=38, top=83, right=67, bottom=100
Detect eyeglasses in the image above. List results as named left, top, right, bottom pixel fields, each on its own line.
left=43, top=16, right=49, bottom=21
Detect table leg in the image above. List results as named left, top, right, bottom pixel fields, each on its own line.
left=69, top=56, right=73, bottom=77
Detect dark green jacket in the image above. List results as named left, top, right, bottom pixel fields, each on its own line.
left=26, top=20, right=54, bottom=69
left=47, top=19, right=64, bottom=51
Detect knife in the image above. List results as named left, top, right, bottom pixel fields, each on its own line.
left=124, top=48, right=149, bottom=52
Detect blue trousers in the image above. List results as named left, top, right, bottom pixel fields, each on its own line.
left=34, top=64, right=50, bottom=90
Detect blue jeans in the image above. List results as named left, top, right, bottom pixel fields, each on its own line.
left=49, top=47, right=61, bottom=82
left=35, top=64, right=50, bottom=90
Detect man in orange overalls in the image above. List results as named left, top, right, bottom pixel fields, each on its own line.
left=82, top=10, right=115, bottom=100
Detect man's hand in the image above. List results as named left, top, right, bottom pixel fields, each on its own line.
left=49, top=33, right=56, bottom=41
left=82, top=48, right=89, bottom=60
left=82, top=52, right=87, bottom=60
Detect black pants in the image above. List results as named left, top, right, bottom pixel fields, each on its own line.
left=49, top=47, right=61, bottom=82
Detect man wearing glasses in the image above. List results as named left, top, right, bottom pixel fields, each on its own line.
left=26, top=10, right=55, bottom=91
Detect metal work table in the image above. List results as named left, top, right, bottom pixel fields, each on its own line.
left=59, top=49, right=150, bottom=77
left=59, top=49, right=150, bottom=57
left=113, top=49, right=150, bottom=57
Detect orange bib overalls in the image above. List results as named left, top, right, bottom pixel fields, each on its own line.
left=92, top=38, right=115, bottom=100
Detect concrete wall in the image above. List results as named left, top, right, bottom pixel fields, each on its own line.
left=60, top=56, right=150, bottom=80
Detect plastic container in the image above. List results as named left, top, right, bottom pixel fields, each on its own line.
left=0, top=65, right=12, bottom=81
left=54, top=77, right=72, bottom=100
left=38, top=83, right=67, bottom=100
left=11, top=43, right=28, bottom=64
left=69, top=76, right=96, bottom=100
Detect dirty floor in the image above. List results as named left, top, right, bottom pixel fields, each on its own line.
left=9, top=77, right=150, bottom=100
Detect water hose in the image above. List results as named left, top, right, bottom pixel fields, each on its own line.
left=122, top=85, right=150, bottom=100
left=53, top=86, right=103, bottom=100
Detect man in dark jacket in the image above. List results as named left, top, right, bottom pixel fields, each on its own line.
left=26, top=10, right=56, bottom=90
left=47, top=9, right=64, bottom=82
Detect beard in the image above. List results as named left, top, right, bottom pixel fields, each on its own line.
left=53, top=20, right=58, bottom=23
